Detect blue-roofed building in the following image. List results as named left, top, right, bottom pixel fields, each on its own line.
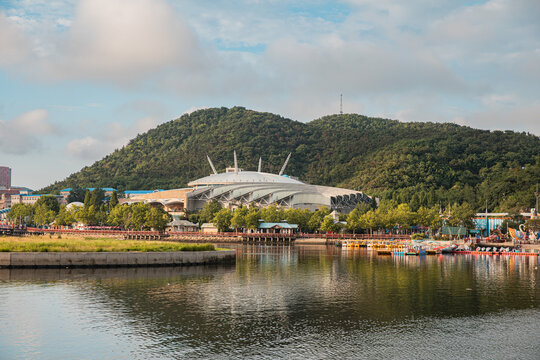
left=256, top=222, right=299, bottom=234
left=124, top=190, right=164, bottom=198
left=60, top=187, right=117, bottom=198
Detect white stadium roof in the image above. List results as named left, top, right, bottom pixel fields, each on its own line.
left=184, top=153, right=373, bottom=213
left=188, top=171, right=303, bottom=187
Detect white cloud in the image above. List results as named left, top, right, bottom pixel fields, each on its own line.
left=0, top=109, right=55, bottom=154
left=58, top=0, right=200, bottom=81
left=14, top=109, right=54, bottom=133
left=65, top=116, right=159, bottom=160
left=0, top=12, right=31, bottom=66
left=65, top=136, right=101, bottom=159
left=460, top=101, right=540, bottom=135
left=7, top=0, right=204, bottom=85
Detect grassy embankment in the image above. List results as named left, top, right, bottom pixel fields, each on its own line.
left=0, top=235, right=215, bottom=252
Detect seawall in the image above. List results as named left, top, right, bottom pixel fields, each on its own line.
left=0, top=250, right=236, bottom=268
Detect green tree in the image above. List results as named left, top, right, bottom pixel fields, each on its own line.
left=259, top=204, right=283, bottom=223
left=7, top=203, right=34, bottom=225
left=108, top=205, right=132, bottom=229
left=131, top=203, right=150, bottom=230
left=89, top=188, right=105, bottom=207
left=33, top=203, right=56, bottom=226
left=145, top=207, right=171, bottom=231
left=199, top=200, right=222, bottom=224
left=109, top=191, right=119, bottom=208
left=394, top=203, right=414, bottom=233
left=284, top=208, right=312, bottom=231
left=524, top=218, right=540, bottom=233
left=188, top=213, right=200, bottom=225
left=95, top=204, right=108, bottom=225
left=307, top=207, right=330, bottom=232
left=446, top=202, right=475, bottom=228
left=55, top=204, right=78, bottom=227
left=361, top=210, right=378, bottom=234
left=77, top=204, right=98, bottom=225
left=83, top=190, right=91, bottom=207
left=245, top=207, right=261, bottom=230
left=231, top=206, right=249, bottom=231
left=213, top=208, right=233, bottom=232
left=320, top=215, right=340, bottom=233
left=346, top=208, right=362, bottom=233
left=67, top=187, right=86, bottom=203
left=35, top=195, right=60, bottom=214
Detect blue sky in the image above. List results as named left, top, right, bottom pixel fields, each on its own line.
left=0, top=0, right=539, bottom=189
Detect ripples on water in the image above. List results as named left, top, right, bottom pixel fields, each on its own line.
left=0, top=245, right=539, bottom=359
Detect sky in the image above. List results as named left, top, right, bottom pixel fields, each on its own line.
left=0, top=0, right=539, bottom=190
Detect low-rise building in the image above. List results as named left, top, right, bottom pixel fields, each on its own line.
left=10, top=194, right=65, bottom=206
left=0, top=189, right=21, bottom=209
left=124, top=190, right=163, bottom=198
left=166, top=216, right=198, bottom=232
left=122, top=188, right=192, bottom=216
left=201, top=223, right=218, bottom=233
left=60, top=187, right=117, bottom=199
left=256, top=222, right=299, bottom=234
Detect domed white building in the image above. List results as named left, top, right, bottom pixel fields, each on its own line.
left=184, top=153, right=372, bottom=213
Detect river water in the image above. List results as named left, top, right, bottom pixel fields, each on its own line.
left=0, top=245, right=539, bottom=359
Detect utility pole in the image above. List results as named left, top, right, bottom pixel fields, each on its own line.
left=485, top=199, right=489, bottom=238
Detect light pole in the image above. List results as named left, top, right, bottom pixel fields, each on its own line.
left=535, top=183, right=539, bottom=218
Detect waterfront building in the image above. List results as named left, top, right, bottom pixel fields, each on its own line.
left=254, top=222, right=299, bottom=234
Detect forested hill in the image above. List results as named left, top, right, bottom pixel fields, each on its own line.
left=41, top=106, right=540, bottom=212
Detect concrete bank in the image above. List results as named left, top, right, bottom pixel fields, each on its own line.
left=0, top=250, right=236, bottom=268
left=0, top=264, right=236, bottom=282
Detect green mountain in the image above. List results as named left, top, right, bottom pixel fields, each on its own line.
left=42, top=107, right=540, bottom=212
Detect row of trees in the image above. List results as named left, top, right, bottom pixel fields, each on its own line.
left=190, top=200, right=477, bottom=234
left=7, top=190, right=170, bottom=231
left=8, top=188, right=534, bottom=235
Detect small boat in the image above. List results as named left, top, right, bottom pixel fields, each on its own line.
left=441, top=244, right=458, bottom=253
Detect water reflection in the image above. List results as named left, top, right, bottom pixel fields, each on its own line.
left=0, top=245, right=539, bottom=359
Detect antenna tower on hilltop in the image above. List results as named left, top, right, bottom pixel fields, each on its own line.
left=340, top=94, right=343, bottom=115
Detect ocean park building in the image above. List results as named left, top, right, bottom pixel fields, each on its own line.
left=125, top=152, right=373, bottom=214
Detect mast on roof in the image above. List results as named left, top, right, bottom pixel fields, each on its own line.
left=278, top=153, right=291, bottom=176
left=207, top=155, right=218, bottom=175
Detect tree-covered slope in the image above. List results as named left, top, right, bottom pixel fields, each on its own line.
left=41, top=107, right=540, bottom=211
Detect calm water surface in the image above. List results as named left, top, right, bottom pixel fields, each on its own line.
left=0, top=245, right=539, bottom=359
